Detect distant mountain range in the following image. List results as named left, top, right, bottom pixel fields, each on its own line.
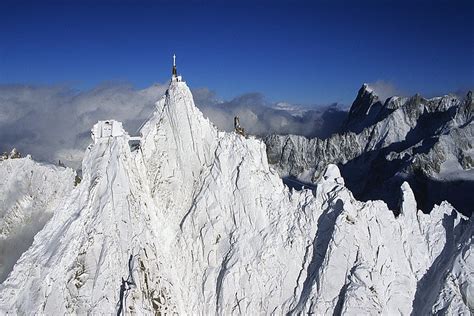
left=265, top=84, right=473, bottom=216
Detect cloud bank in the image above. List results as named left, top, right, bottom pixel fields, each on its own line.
left=195, top=88, right=347, bottom=139
left=0, top=83, right=347, bottom=169
left=0, top=83, right=166, bottom=169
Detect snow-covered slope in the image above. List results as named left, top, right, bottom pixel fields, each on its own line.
left=265, top=85, right=473, bottom=215
left=0, top=156, right=75, bottom=283
left=0, top=80, right=471, bottom=314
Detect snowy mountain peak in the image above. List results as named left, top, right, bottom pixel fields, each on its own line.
left=399, top=181, right=417, bottom=216
left=342, top=84, right=382, bottom=133
left=362, top=83, right=375, bottom=94
left=0, top=73, right=472, bottom=314
left=138, top=79, right=220, bottom=219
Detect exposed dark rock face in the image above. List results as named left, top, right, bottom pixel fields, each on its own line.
left=342, top=84, right=384, bottom=133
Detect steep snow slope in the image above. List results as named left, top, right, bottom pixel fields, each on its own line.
left=0, top=156, right=75, bottom=283
left=138, top=82, right=218, bottom=220
left=0, top=80, right=471, bottom=314
left=265, top=85, right=473, bottom=215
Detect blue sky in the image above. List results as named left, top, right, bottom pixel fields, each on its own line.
left=0, top=0, right=473, bottom=104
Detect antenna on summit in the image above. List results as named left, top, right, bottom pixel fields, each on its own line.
left=171, top=54, right=182, bottom=82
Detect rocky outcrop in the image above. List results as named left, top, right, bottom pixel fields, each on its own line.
left=342, top=84, right=383, bottom=133
left=0, top=148, right=21, bottom=160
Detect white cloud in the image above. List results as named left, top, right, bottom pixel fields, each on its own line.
left=0, top=83, right=167, bottom=169
left=367, top=80, right=405, bottom=102
left=198, top=92, right=347, bottom=139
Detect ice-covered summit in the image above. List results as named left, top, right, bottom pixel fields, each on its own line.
left=0, top=61, right=472, bottom=314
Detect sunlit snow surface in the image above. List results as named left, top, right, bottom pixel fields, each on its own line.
left=0, top=81, right=472, bottom=314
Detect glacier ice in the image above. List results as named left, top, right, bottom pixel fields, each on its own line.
left=0, top=80, right=471, bottom=315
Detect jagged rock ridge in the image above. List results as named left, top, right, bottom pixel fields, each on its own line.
left=265, top=85, right=473, bottom=215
